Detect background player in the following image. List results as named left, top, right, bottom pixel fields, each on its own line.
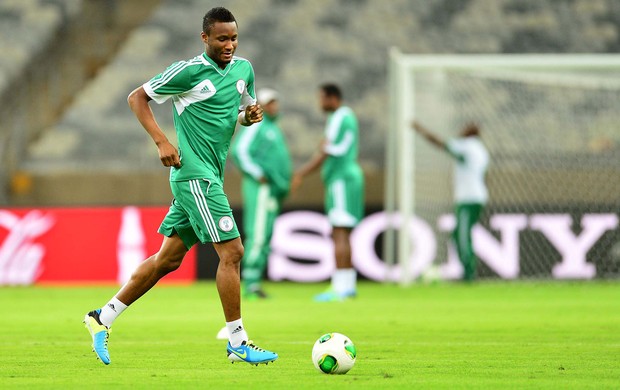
left=231, top=88, right=292, bottom=299
left=83, top=7, right=277, bottom=366
left=412, top=120, right=489, bottom=281
left=292, top=83, right=365, bottom=302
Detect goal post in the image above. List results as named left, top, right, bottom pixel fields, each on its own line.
left=385, top=50, right=620, bottom=285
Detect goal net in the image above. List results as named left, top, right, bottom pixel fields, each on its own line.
left=385, top=51, right=620, bottom=284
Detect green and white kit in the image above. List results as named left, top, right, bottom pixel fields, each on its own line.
left=231, top=113, right=292, bottom=291
left=446, top=137, right=489, bottom=280
left=321, top=106, right=364, bottom=228
left=144, top=52, right=257, bottom=248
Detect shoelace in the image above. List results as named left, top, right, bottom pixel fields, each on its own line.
left=245, top=340, right=265, bottom=352
left=98, top=327, right=111, bottom=349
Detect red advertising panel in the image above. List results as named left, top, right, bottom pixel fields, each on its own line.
left=0, top=207, right=196, bottom=285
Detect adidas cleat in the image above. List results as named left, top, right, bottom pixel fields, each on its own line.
left=83, top=309, right=111, bottom=365
left=227, top=340, right=278, bottom=365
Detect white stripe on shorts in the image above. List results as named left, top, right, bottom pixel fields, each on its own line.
left=189, top=179, right=221, bottom=242
left=328, top=179, right=357, bottom=227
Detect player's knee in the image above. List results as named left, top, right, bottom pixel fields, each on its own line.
left=155, top=251, right=184, bottom=274
left=230, top=245, right=244, bottom=264
left=221, top=243, right=244, bottom=266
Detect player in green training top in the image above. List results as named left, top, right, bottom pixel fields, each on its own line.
left=82, top=7, right=278, bottom=366
left=231, top=88, right=291, bottom=300
left=292, top=83, right=365, bottom=302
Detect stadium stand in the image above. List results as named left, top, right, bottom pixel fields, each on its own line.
left=3, top=0, right=620, bottom=206
left=0, top=0, right=83, bottom=203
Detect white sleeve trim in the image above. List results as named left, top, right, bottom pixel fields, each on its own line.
left=143, top=81, right=171, bottom=104
left=236, top=123, right=264, bottom=180
left=238, top=73, right=256, bottom=112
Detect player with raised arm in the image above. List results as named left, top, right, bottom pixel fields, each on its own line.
left=412, top=120, right=489, bottom=281
left=292, top=83, right=364, bottom=302
left=83, top=7, right=278, bottom=366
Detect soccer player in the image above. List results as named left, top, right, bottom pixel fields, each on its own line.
left=292, top=83, right=364, bottom=302
left=83, top=7, right=278, bottom=366
left=231, top=88, right=292, bottom=300
left=412, top=120, right=489, bottom=281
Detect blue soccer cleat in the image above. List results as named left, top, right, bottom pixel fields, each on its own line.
left=83, top=309, right=111, bottom=365
left=227, top=340, right=278, bottom=365
left=314, top=289, right=357, bottom=302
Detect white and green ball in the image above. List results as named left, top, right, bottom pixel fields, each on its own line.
left=312, top=332, right=357, bottom=374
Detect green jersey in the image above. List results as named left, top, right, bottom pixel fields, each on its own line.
left=231, top=113, right=292, bottom=198
left=321, top=106, right=362, bottom=183
left=144, top=52, right=256, bottom=182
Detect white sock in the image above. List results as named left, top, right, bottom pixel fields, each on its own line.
left=227, top=318, right=248, bottom=348
left=343, top=268, right=357, bottom=293
left=98, top=297, right=128, bottom=327
left=332, top=268, right=357, bottom=295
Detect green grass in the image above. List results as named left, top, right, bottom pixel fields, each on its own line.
left=1, top=281, right=619, bottom=389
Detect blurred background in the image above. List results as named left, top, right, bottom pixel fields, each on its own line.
left=0, top=0, right=618, bottom=284
left=2, top=0, right=619, bottom=207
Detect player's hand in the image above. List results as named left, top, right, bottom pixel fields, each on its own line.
left=244, top=104, right=263, bottom=124
left=158, top=140, right=181, bottom=168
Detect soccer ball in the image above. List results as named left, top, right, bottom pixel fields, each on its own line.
left=312, top=332, right=357, bottom=374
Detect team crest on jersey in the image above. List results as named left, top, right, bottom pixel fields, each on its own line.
left=236, top=79, right=245, bottom=94
left=219, top=216, right=234, bottom=232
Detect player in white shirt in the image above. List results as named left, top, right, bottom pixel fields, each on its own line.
left=412, top=121, right=489, bottom=281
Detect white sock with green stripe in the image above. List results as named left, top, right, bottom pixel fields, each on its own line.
left=99, top=297, right=128, bottom=327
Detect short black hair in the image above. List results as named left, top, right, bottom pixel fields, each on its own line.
left=202, top=7, right=236, bottom=34
left=320, top=83, right=342, bottom=100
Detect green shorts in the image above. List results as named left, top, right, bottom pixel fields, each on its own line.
left=325, top=173, right=365, bottom=228
left=158, top=179, right=240, bottom=249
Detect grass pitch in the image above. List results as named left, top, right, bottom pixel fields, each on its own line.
left=1, top=281, right=619, bottom=389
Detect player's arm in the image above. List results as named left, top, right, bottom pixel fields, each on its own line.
left=291, top=139, right=328, bottom=192
left=238, top=67, right=262, bottom=126
left=412, top=121, right=466, bottom=162
left=127, top=86, right=180, bottom=168
left=324, top=130, right=354, bottom=156
left=411, top=120, right=446, bottom=149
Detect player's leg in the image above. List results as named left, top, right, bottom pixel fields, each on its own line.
left=333, top=227, right=353, bottom=269
left=115, top=234, right=188, bottom=305
left=453, top=204, right=468, bottom=279
left=241, top=180, right=271, bottom=298
left=83, top=233, right=189, bottom=365
left=253, top=191, right=282, bottom=297
left=83, top=192, right=198, bottom=365
left=315, top=173, right=363, bottom=302
left=466, top=203, right=483, bottom=279
left=102, top=197, right=196, bottom=317
left=214, top=237, right=244, bottom=323
left=215, top=237, right=278, bottom=364
left=453, top=203, right=479, bottom=281
left=196, top=178, right=277, bottom=364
